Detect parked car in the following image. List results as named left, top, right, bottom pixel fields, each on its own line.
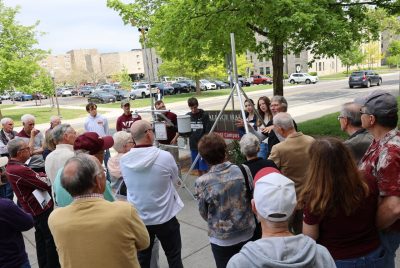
left=32, top=93, right=48, bottom=100
left=130, top=84, right=150, bottom=99
left=199, top=79, right=217, bottom=90
left=171, top=82, right=190, bottom=94
left=95, top=84, right=116, bottom=92
left=180, top=80, right=196, bottom=92
left=13, top=92, right=33, bottom=101
left=238, top=75, right=251, bottom=87
left=61, top=90, right=72, bottom=97
left=348, top=70, right=382, bottom=88
left=0, top=93, right=10, bottom=100
left=250, top=75, right=273, bottom=85
left=210, top=80, right=230, bottom=89
left=87, top=92, right=116, bottom=104
left=80, top=86, right=95, bottom=97
left=154, top=83, right=175, bottom=95
left=103, top=89, right=129, bottom=101
left=288, top=73, right=319, bottom=84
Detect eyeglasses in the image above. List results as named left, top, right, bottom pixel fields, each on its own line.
left=337, top=116, right=345, bottom=120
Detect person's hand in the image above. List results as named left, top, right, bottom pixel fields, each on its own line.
left=261, top=125, right=274, bottom=134
left=235, top=118, right=244, bottom=127
left=30, top=128, right=38, bottom=137
left=170, top=137, right=178, bottom=145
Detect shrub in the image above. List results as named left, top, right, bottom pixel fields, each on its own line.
left=309, top=72, right=318, bottom=76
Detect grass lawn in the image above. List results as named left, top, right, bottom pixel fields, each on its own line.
left=0, top=107, right=88, bottom=126
left=0, top=104, right=15, bottom=109
left=90, top=84, right=274, bottom=109
left=298, top=96, right=400, bottom=139
left=319, top=66, right=398, bottom=80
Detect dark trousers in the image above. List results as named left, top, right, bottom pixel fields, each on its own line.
left=33, top=208, right=60, bottom=268
left=138, top=216, right=183, bottom=268
left=210, top=240, right=248, bottom=268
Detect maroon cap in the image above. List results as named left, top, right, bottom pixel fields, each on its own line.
left=73, top=132, right=114, bottom=155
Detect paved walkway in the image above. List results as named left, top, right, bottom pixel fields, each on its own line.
left=16, top=85, right=400, bottom=267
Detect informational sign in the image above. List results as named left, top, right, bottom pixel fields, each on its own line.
left=154, top=122, right=167, bottom=140
left=207, top=110, right=243, bottom=140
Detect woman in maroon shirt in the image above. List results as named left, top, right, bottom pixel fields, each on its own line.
left=299, top=137, right=385, bottom=267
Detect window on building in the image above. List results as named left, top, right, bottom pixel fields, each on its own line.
left=156, top=58, right=159, bottom=64
left=323, top=62, right=325, bottom=70
left=259, top=67, right=264, bottom=75
left=266, top=67, right=271, bottom=74
left=295, top=53, right=300, bottom=58
left=250, top=55, right=253, bottom=63
left=318, top=62, right=322, bottom=71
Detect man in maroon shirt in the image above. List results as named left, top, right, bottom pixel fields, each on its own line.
left=357, top=90, right=400, bottom=268
left=6, top=138, right=60, bottom=268
left=116, top=99, right=141, bottom=132
left=155, top=100, right=179, bottom=162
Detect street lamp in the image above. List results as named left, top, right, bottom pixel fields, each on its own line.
left=50, top=70, right=61, bottom=117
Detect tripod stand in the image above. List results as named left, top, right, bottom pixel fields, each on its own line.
left=180, top=33, right=266, bottom=200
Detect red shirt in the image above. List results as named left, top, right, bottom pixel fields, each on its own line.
left=303, top=177, right=380, bottom=260
left=359, top=128, right=400, bottom=231
left=157, top=111, right=178, bottom=145
left=6, top=160, right=53, bottom=216
left=116, top=113, right=142, bottom=132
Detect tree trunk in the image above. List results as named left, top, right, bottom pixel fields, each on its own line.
left=272, top=42, right=284, bottom=96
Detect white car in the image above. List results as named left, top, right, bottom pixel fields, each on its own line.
left=288, top=73, right=318, bottom=84
left=61, top=90, right=72, bottom=97
left=200, top=79, right=217, bottom=90
left=130, top=84, right=150, bottom=99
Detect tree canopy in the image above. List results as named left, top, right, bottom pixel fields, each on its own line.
left=0, top=1, right=47, bottom=94
left=108, top=0, right=399, bottom=96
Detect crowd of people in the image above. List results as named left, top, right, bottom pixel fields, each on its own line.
left=0, top=90, right=399, bottom=268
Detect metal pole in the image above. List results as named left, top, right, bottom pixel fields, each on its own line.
left=140, top=28, right=155, bottom=122
left=230, top=33, right=248, bottom=133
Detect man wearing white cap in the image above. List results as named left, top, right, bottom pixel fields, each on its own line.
left=227, top=168, right=335, bottom=268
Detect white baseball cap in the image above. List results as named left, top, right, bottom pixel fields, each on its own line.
left=253, top=171, right=297, bottom=222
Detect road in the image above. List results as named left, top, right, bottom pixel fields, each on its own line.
left=4, top=72, right=400, bottom=131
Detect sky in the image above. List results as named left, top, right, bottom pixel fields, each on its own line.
left=3, top=0, right=142, bottom=55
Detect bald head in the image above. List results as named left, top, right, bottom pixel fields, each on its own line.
left=61, top=154, right=103, bottom=196
left=130, top=120, right=153, bottom=145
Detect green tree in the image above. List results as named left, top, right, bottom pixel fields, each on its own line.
left=338, top=43, right=366, bottom=76
left=107, top=0, right=395, bottom=96
left=386, top=40, right=400, bottom=67
left=0, top=1, right=47, bottom=99
left=117, top=67, right=132, bottom=90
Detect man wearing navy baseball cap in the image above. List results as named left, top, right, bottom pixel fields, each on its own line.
left=357, top=90, right=400, bottom=267
left=227, top=169, right=335, bottom=268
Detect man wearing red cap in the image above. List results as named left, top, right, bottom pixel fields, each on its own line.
left=52, top=132, right=115, bottom=207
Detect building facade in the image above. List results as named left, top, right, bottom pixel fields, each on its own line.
left=39, top=48, right=162, bottom=83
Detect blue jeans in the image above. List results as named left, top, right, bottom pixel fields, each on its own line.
left=190, top=150, right=208, bottom=171
left=0, top=181, right=14, bottom=200
left=335, top=245, right=386, bottom=268
left=257, top=142, right=268, bottom=159
left=379, top=231, right=400, bottom=268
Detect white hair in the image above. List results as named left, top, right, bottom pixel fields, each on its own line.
left=21, top=114, right=36, bottom=124
left=273, top=112, right=294, bottom=130
left=50, top=115, right=61, bottom=123
left=112, top=131, right=132, bottom=153
left=239, top=133, right=260, bottom=157
left=1, top=117, right=13, bottom=126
